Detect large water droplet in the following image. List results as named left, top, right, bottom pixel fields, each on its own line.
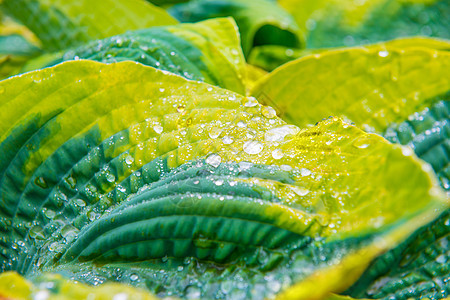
left=265, top=125, right=300, bottom=142
left=300, top=168, right=311, bottom=177
left=222, top=136, right=233, bottom=144
left=208, top=127, right=222, bottom=139
left=185, top=285, right=201, bottom=299
left=352, top=137, right=371, bottom=149
left=153, top=124, right=163, bottom=134
left=378, top=50, right=389, bottom=57
left=130, top=274, right=139, bottom=281
left=262, top=106, right=277, bottom=119
left=243, top=97, right=258, bottom=107
left=292, top=186, right=310, bottom=196
left=243, top=140, right=263, bottom=155
left=271, top=149, right=284, bottom=160
left=206, top=153, right=221, bottom=168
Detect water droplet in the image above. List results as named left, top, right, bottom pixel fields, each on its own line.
left=75, top=199, right=86, bottom=207
left=208, top=127, right=222, bottom=139
left=222, top=136, right=233, bottom=144
left=292, top=186, right=310, bottom=196
left=436, top=254, right=446, bottom=264
left=206, top=153, right=221, bottom=168
left=177, top=105, right=185, bottom=113
left=33, top=290, right=50, bottom=300
left=215, top=179, right=224, bottom=186
left=34, top=177, right=48, bottom=189
left=352, top=137, right=371, bottom=149
left=378, top=50, right=389, bottom=57
left=271, top=149, right=284, bottom=160
left=268, top=280, right=282, bottom=293
left=243, top=140, right=263, bottom=155
left=159, top=88, right=165, bottom=92
left=112, top=293, right=128, bottom=300
left=106, top=173, right=115, bottom=182
left=153, top=124, right=163, bottom=134
left=177, top=265, right=184, bottom=271
left=401, top=146, right=413, bottom=156
left=29, top=225, right=45, bottom=240
left=207, top=86, right=213, bottom=92
left=125, top=155, right=134, bottom=165
left=170, top=51, right=176, bottom=56
left=185, top=285, right=201, bottom=299
left=130, top=274, right=139, bottom=281
left=243, top=97, right=258, bottom=107
left=43, top=209, right=56, bottom=219
left=300, top=168, right=311, bottom=177
left=237, top=121, right=247, bottom=128
left=262, top=106, right=277, bottom=118
left=265, top=125, right=300, bottom=142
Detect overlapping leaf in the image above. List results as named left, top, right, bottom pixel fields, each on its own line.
left=21, top=18, right=246, bottom=94
left=168, top=0, right=303, bottom=56
left=0, top=60, right=446, bottom=299
left=252, top=45, right=450, bottom=299
left=279, top=0, right=449, bottom=48
left=1, top=0, right=178, bottom=52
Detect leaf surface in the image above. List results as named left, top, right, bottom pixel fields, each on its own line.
left=22, top=18, right=246, bottom=94
left=1, top=0, right=178, bottom=51
left=168, top=0, right=303, bottom=55
left=0, top=60, right=447, bottom=299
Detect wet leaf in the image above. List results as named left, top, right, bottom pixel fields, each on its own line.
left=168, top=0, right=303, bottom=55
left=1, top=0, right=178, bottom=52
left=0, top=60, right=447, bottom=299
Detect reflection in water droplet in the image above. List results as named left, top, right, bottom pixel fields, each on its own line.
left=130, top=274, right=139, bottom=281
left=261, top=106, right=277, bottom=119
left=353, top=137, right=371, bottom=149
left=243, top=140, right=263, bottom=155
left=177, top=105, right=185, bottom=113
left=222, top=136, right=233, bottom=144
left=271, top=149, right=284, bottom=160
left=208, top=127, right=221, bottom=139
left=153, top=124, right=163, bottom=134
left=106, top=173, right=115, bottom=182
left=125, top=155, right=134, bottom=165
left=292, top=186, right=310, bottom=196
left=300, top=168, right=311, bottom=177
left=185, top=285, right=201, bottom=299
left=205, top=153, right=221, bottom=168
left=378, top=50, right=389, bottom=57
left=265, top=125, right=300, bottom=142
left=243, top=97, right=258, bottom=107
left=401, top=146, right=414, bottom=156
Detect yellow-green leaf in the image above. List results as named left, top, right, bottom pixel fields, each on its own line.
left=1, top=0, right=178, bottom=52
left=0, top=60, right=447, bottom=299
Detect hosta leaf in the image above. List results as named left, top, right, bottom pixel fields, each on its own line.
left=0, top=0, right=178, bottom=52
left=0, top=15, right=42, bottom=79
left=168, top=0, right=303, bottom=56
left=21, top=18, right=246, bottom=94
left=279, top=0, right=450, bottom=48
left=0, top=271, right=158, bottom=300
left=252, top=46, right=450, bottom=299
left=248, top=36, right=450, bottom=72
left=0, top=60, right=447, bottom=299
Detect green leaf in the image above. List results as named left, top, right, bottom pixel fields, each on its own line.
left=280, top=0, right=450, bottom=48
left=0, top=60, right=446, bottom=299
left=168, top=0, right=303, bottom=56
left=248, top=37, right=450, bottom=72
left=252, top=45, right=450, bottom=299
left=22, top=18, right=246, bottom=94
left=1, top=0, right=178, bottom=52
